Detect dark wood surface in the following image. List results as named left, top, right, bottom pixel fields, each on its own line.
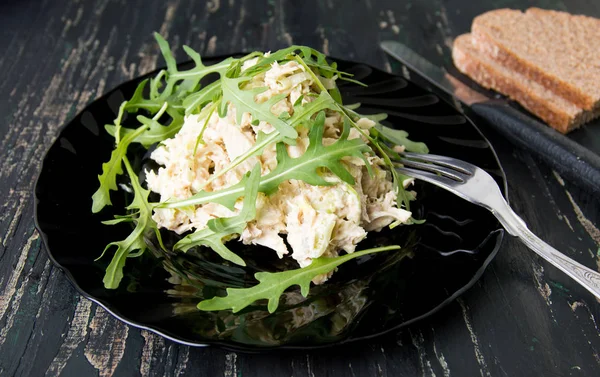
left=2, top=0, right=600, bottom=376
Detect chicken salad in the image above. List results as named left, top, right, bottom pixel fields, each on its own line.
left=92, top=34, right=428, bottom=313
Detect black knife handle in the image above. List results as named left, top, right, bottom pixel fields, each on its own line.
left=471, top=100, right=600, bottom=194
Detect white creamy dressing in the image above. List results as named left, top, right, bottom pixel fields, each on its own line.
left=146, top=57, right=413, bottom=284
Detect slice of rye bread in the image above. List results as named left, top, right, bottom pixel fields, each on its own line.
left=471, top=8, right=600, bottom=111
left=452, top=34, right=599, bottom=133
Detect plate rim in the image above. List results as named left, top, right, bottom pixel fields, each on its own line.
left=33, top=55, right=508, bottom=352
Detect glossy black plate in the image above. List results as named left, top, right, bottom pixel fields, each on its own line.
left=34, top=56, right=507, bottom=351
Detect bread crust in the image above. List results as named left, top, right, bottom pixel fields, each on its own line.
left=471, top=8, right=600, bottom=111
left=452, top=34, right=591, bottom=134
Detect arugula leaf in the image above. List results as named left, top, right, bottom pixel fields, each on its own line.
left=297, top=46, right=364, bottom=86
left=289, top=90, right=338, bottom=126
left=106, top=106, right=184, bottom=148
left=375, top=125, right=429, bottom=154
left=219, top=76, right=297, bottom=139
left=173, top=164, right=261, bottom=266
left=162, top=111, right=370, bottom=209
left=101, top=217, right=135, bottom=225
left=198, top=245, right=400, bottom=313
left=261, top=111, right=370, bottom=191
left=153, top=33, right=233, bottom=101
left=182, top=80, right=222, bottom=115
left=201, top=90, right=337, bottom=189
left=102, top=157, right=162, bottom=289
left=122, top=79, right=167, bottom=114
left=91, top=125, right=147, bottom=213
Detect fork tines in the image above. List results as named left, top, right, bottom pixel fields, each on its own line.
left=396, top=152, right=474, bottom=183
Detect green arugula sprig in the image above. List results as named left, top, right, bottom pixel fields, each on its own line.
left=198, top=245, right=400, bottom=313
left=91, top=125, right=147, bottom=213
left=100, top=156, right=165, bottom=289
left=106, top=104, right=184, bottom=148
left=93, top=33, right=425, bottom=313
left=153, top=33, right=234, bottom=101
left=219, top=76, right=296, bottom=139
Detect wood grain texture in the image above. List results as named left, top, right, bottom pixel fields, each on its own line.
left=1, top=0, right=599, bottom=376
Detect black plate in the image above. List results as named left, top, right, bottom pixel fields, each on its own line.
left=34, top=56, right=507, bottom=351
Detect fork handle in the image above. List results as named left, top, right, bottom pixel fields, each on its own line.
left=492, top=202, right=600, bottom=299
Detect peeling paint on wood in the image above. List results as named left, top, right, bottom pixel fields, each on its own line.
left=0, top=232, right=39, bottom=321
left=1, top=191, right=26, bottom=248
left=553, top=172, right=600, bottom=245
left=307, top=354, right=315, bottom=377
left=532, top=264, right=553, bottom=308
left=45, top=299, right=93, bottom=377
left=206, top=35, right=218, bottom=55
left=432, top=337, right=450, bottom=377
left=409, top=329, right=437, bottom=377
left=458, top=299, right=491, bottom=377
left=84, top=308, right=129, bottom=377
left=571, top=300, right=600, bottom=336
left=174, top=346, right=190, bottom=376
left=160, top=0, right=182, bottom=38
left=139, top=330, right=167, bottom=377
left=224, top=352, right=237, bottom=377
left=565, top=190, right=600, bottom=246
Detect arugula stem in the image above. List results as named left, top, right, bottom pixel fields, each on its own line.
left=114, top=102, right=127, bottom=145
left=192, top=101, right=217, bottom=156
left=152, top=102, right=168, bottom=121
left=170, top=61, right=231, bottom=80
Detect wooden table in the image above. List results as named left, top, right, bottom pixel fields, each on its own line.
left=2, top=0, right=600, bottom=376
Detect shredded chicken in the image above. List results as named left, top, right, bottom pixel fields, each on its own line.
left=146, top=58, right=413, bottom=284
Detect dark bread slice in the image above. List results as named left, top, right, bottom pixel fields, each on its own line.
left=471, top=8, right=600, bottom=111
left=452, top=33, right=599, bottom=134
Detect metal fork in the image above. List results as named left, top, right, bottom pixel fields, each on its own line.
left=397, top=152, right=600, bottom=300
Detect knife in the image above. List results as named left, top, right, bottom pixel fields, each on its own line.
left=381, top=40, right=600, bottom=195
